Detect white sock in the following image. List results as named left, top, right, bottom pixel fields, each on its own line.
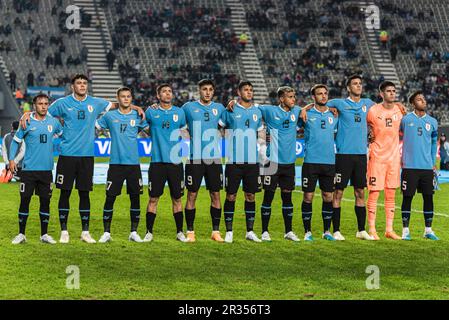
left=402, top=227, right=410, bottom=234
left=425, top=227, right=432, bottom=234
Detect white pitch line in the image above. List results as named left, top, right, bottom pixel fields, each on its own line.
left=293, top=190, right=449, bottom=218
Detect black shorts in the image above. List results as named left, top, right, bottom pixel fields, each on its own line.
left=185, top=160, right=223, bottom=192
left=106, top=164, right=143, bottom=196
left=20, top=171, right=53, bottom=198
left=225, top=163, right=261, bottom=194
left=302, top=163, right=335, bottom=193
left=55, top=156, right=94, bottom=191
left=262, top=163, right=295, bottom=191
left=401, top=169, right=434, bottom=197
left=148, top=163, right=184, bottom=199
left=335, top=154, right=367, bottom=190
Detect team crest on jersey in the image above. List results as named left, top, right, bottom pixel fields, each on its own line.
left=393, top=114, right=398, bottom=121
left=47, top=125, right=53, bottom=132
left=212, top=108, right=218, bottom=116
left=130, top=119, right=136, bottom=127
left=253, top=114, right=258, bottom=121
left=425, top=123, right=431, bottom=131
left=290, top=114, right=296, bottom=122
left=362, top=105, right=367, bottom=113
left=173, top=114, right=179, bottom=122
left=328, top=117, right=333, bottom=124
left=87, top=105, right=94, bottom=113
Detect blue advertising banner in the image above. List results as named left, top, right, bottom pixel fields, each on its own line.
left=91, top=138, right=306, bottom=158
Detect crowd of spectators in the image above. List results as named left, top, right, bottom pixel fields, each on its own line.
left=0, top=0, right=89, bottom=97
left=118, top=58, right=240, bottom=108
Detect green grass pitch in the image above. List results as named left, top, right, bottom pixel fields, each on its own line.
left=1, top=179, right=449, bottom=300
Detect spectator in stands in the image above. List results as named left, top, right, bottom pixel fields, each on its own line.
left=106, top=50, right=116, bottom=71
left=54, top=52, right=62, bottom=66
left=37, top=72, right=46, bottom=86
left=81, top=46, right=88, bottom=62
left=15, top=88, right=24, bottom=105
left=27, top=71, right=34, bottom=87
left=9, top=71, right=16, bottom=91
left=390, top=45, right=398, bottom=61
left=440, top=134, right=449, bottom=170
left=133, top=47, right=140, bottom=59
left=379, top=30, right=389, bottom=49
left=46, top=54, right=54, bottom=69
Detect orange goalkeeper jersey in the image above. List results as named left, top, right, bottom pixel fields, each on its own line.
left=366, top=103, right=403, bottom=163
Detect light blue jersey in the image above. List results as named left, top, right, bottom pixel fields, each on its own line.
left=10, top=114, right=63, bottom=171
left=219, top=103, right=263, bottom=164
left=259, top=105, right=301, bottom=164
left=298, top=107, right=338, bottom=165
left=182, top=100, right=225, bottom=160
left=96, top=109, right=147, bottom=165
left=327, top=97, right=374, bottom=155
left=49, top=94, right=111, bottom=157
left=145, top=106, right=187, bottom=164
left=400, top=112, right=438, bottom=169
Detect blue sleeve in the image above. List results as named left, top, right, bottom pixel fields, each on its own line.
left=137, top=113, right=148, bottom=129
left=218, top=103, right=225, bottom=115
left=9, top=140, right=19, bottom=160
left=257, top=110, right=263, bottom=130
left=145, top=109, right=152, bottom=126
left=258, top=105, right=268, bottom=119
left=181, top=103, right=189, bottom=117
left=326, top=99, right=341, bottom=111
left=219, top=111, right=228, bottom=127
left=14, top=127, right=26, bottom=141
left=55, top=120, right=63, bottom=136
left=94, top=97, right=112, bottom=114
left=179, top=110, right=187, bottom=128
left=400, top=118, right=405, bottom=133
left=366, top=99, right=375, bottom=109
left=96, top=114, right=109, bottom=129
left=431, top=121, right=438, bottom=166
left=48, top=98, right=64, bottom=117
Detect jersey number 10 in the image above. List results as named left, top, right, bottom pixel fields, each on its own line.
left=40, top=134, right=47, bottom=144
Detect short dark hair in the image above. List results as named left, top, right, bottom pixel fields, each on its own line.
left=156, top=83, right=172, bottom=95
left=71, top=73, right=89, bottom=84
left=277, top=86, right=295, bottom=98
left=310, top=84, right=328, bottom=96
left=198, top=79, right=215, bottom=89
left=32, top=93, right=50, bottom=104
left=379, top=81, right=396, bottom=92
left=12, top=121, right=19, bottom=131
left=346, top=74, right=363, bottom=87
left=408, top=90, right=424, bottom=104
left=116, top=86, right=132, bottom=96
left=238, top=80, right=253, bottom=91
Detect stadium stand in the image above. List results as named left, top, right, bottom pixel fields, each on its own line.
left=103, top=0, right=244, bottom=106
left=0, top=0, right=88, bottom=111
left=0, top=0, right=447, bottom=124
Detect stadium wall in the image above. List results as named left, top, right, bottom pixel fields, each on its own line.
left=0, top=70, right=20, bottom=136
